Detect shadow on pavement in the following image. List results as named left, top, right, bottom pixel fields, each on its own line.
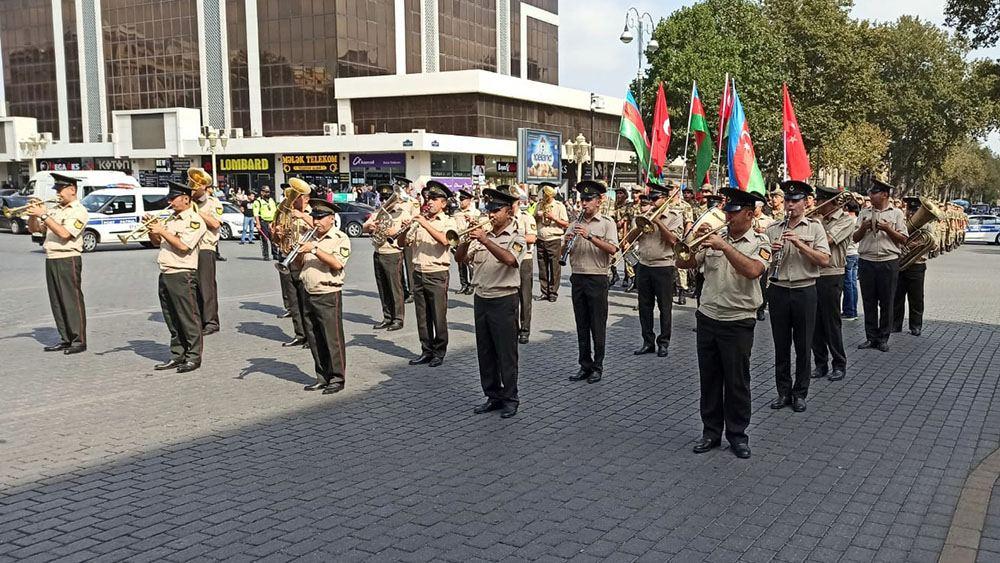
left=93, top=339, right=171, bottom=362
left=239, top=300, right=286, bottom=317
left=235, top=321, right=289, bottom=343
left=0, top=326, right=59, bottom=346
left=237, top=357, right=313, bottom=385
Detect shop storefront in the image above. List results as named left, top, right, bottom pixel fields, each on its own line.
left=348, top=153, right=406, bottom=187
left=203, top=154, right=274, bottom=193
left=138, top=158, right=194, bottom=187
left=35, top=157, right=134, bottom=175
left=280, top=153, right=340, bottom=190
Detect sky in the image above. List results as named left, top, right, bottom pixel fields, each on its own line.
left=559, top=0, right=1000, bottom=152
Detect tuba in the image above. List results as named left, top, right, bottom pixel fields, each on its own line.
left=611, top=199, right=672, bottom=268
left=370, top=187, right=402, bottom=248
left=898, top=197, right=944, bottom=270
left=673, top=207, right=727, bottom=262
left=905, top=197, right=944, bottom=232
left=274, top=178, right=312, bottom=254
left=187, top=167, right=214, bottom=192
left=537, top=186, right=555, bottom=226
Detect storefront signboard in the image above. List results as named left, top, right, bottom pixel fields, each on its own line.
left=281, top=153, right=339, bottom=174
left=350, top=153, right=405, bottom=169
left=517, top=128, right=562, bottom=184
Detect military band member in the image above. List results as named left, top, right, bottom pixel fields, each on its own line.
left=26, top=173, right=89, bottom=354
left=767, top=187, right=786, bottom=223
left=811, top=186, right=855, bottom=382
left=853, top=179, right=908, bottom=351
left=402, top=181, right=458, bottom=368
left=765, top=182, right=831, bottom=412
left=507, top=187, right=538, bottom=344
left=633, top=183, right=685, bottom=358
left=675, top=184, right=696, bottom=305
left=189, top=168, right=224, bottom=335
left=396, top=177, right=419, bottom=303
left=147, top=182, right=207, bottom=373
left=535, top=183, right=569, bottom=302
left=893, top=197, right=936, bottom=336
left=453, top=188, right=481, bottom=295
left=676, top=188, right=770, bottom=459
left=456, top=188, right=527, bottom=418
left=296, top=199, right=351, bottom=394
left=566, top=181, right=620, bottom=384
left=363, top=184, right=411, bottom=331
left=753, top=201, right=776, bottom=321
left=276, top=182, right=315, bottom=346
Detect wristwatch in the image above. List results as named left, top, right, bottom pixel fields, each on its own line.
left=585, top=233, right=594, bottom=241
left=310, top=247, right=318, bottom=255
left=39, top=214, right=49, bottom=222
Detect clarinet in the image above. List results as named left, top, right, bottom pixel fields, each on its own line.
left=767, top=218, right=790, bottom=282
left=559, top=210, right=583, bottom=266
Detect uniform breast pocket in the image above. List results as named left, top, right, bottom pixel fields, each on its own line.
left=797, top=235, right=815, bottom=248
left=704, top=249, right=724, bottom=271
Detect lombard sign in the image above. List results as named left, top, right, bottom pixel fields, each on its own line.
left=517, top=128, right=562, bottom=184
left=350, top=153, right=405, bottom=169
left=217, top=154, right=273, bottom=173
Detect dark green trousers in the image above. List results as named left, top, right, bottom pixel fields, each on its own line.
left=279, top=268, right=313, bottom=340
left=197, top=249, right=220, bottom=331
left=46, top=256, right=86, bottom=346
left=304, top=291, right=345, bottom=385
left=413, top=269, right=449, bottom=358
left=158, top=271, right=203, bottom=364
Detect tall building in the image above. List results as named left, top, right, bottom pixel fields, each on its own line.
left=0, top=0, right=630, bottom=192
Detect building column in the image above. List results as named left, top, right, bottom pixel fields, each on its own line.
left=420, top=0, right=439, bottom=73
left=51, top=0, right=69, bottom=141
left=77, top=0, right=106, bottom=142
left=197, top=0, right=230, bottom=131
left=496, top=0, right=510, bottom=75
left=245, top=0, right=262, bottom=137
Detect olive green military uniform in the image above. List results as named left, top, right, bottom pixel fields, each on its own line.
left=43, top=200, right=89, bottom=348
left=301, top=228, right=351, bottom=387
left=195, top=194, right=224, bottom=332
left=893, top=222, right=936, bottom=334
left=569, top=213, right=619, bottom=375
left=411, top=211, right=458, bottom=360
left=812, top=209, right=856, bottom=377
left=279, top=205, right=315, bottom=341
left=157, top=208, right=207, bottom=365
left=366, top=203, right=412, bottom=326
left=535, top=199, right=569, bottom=299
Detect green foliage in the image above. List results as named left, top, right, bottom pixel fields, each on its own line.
left=813, top=122, right=891, bottom=174
left=945, top=0, right=1000, bottom=48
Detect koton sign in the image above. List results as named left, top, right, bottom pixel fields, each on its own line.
left=349, top=153, right=405, bottom=169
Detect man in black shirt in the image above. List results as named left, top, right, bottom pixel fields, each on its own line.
left=240, top=192, right=256, bottom=244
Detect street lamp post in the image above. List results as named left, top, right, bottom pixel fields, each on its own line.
left=198, top=126, right=229, bottom=188
left=18, top=133, right=51, bottom=177
left=589, top=93, right=605, bottom=180
left=619, top=7, right=659, bottom=114
left=564, top=134, right=592, bottom=185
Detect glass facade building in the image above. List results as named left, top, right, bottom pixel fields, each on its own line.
left=0, top=0, right=59, bottom=136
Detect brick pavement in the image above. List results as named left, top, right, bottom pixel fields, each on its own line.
left=0, top=234, right=998, bottom=562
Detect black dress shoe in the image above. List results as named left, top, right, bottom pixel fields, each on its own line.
left=372, top=320, right=391, bottom=330
left=548, top=295, right=557, bottom=302
left=535, top=295, right=549, bottom=301
left=409, top=353, right=433, bottom=365
left=473, top=399, right=503, bottom=414
left=44, top=342, right=70, bottom=352
left=692, top=437, right=721, bottom=454
left=302, top=343, right=310, bottom=350
left=500, top=404, right=518, bottom=418
left=322, top=382, right=345, bottom=394
left=829, top=369, right=845, bottom=381
left=277, top=311, right=292, bottom=319
left=386, top=322, right=404, bottom=331
left=518, top=334, right=529, bottom=344
left=216, top=256, right=227, bottom=262
left=731, top=443, right=752, bottom=459
left=303, top=382, right=328, bottom=391
left=857, top=340, right=877, bottom=349
left=770, top=395, right=791, bottom=409
left=677, top=295, right=686, bottom=305
left=64, top=344, right=87, bottom=355
left=202, top=326, right=219, bottom=336
left=428, top=357, right=444, bottom=368
left=811, top=367, right=829, bottom=379
left=586, top=371, right=603, bottom=384
left=154, top=359, right=183, bottom=370
left=657, top=345, right=669, bottom=358
left=910, top=328, right=922, bottom=336
left=633, top=344, right=655, bottom=355
left=404, top=296, right=414, bottom=304
left=891, top=327, right=903, bottom=334
left=876, top=342, right=890, bottom=352
left=756, top=310, right=766, bottom=321
left=568, top=369, right=590, bottom=381
left=792, top=397, right=807, bottom=412
left=176, top=362, right=200, bottom=373
left=282, top=337, right=307, bottom=347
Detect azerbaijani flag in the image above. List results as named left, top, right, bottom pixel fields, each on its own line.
left=620, top=91, right=650, bottom=173
left=726, top=85, right=766, bottom=195
left=689, top=84, right=713, bottom=187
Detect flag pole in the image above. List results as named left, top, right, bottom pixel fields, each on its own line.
left=782, top=84, right=788, bottom=182
left=644, top=83, right=656, bottom=184
left=681, top=81, right=695, bottom=190
left=714, top=73, right=729, bottom=191
left=609, top=100, right=625, bottom=189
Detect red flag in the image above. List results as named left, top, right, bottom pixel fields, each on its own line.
left=717, top=75, right=734, bottom=144
left=782, top=83, right=812, bottom=181
left=649, top=82, right=671, bottom=176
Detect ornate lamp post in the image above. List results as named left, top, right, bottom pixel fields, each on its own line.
left=619, top=7, right=659, bottom=113
left=564, top=134, right=592, bottom=184
left=19, top=133, right=51, bottom=176
left=198, top=126, right=229, bottom=187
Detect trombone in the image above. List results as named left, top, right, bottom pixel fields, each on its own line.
left=445, top=218, right=492, bottom=248
left=2, top=198, right=59, bottom=219
left=117, top=211, right=173, bottom=244
left=673, top=207, right=728, bottom=262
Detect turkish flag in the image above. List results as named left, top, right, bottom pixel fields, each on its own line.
left=650, top=82, right=671, bottom=176
left=783, top=83, right=812, bottom=181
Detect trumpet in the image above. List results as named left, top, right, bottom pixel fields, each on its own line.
left=276, top=226, right=318, bottom=274
left=674, top=207, right=727, bottom=262
left=2, top=197, right=59, bottom=218
left=118, top=211, right=173, bottom=244
left=388, top=203, right=432, bottom=246
left=445, top=218, right=492, bottom=248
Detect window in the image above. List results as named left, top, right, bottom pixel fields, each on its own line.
left=106, top=195, right=136, bottom=215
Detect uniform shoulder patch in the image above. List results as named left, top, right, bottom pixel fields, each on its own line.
left=190, top=221, right=202, bottom=230
left=758, top=247, right=772, bottom=261
left=215, top=206, right=224, bottom=216
left=339, top=246, right=351, bottom=258
left=512, top=242, right=524, bottom=254
left=74, top=219, right=84, bottom=229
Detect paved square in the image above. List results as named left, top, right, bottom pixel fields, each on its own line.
left=1, top=234, right=998, bottom=562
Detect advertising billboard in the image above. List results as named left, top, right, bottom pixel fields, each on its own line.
left=517, top=128, right=562, bottom=184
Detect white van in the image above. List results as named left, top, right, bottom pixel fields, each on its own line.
left=71, top=187, right=171, bottom=252
left=27, top=170, right=140, bottom=200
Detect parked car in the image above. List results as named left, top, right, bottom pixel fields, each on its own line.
left=77, top=187, right=170, bottom=251
left=965, top=215, right=1000, bottom=245
left=337, top=202, right=374, bottom=237
left=219, top=201, right=248, bottom=240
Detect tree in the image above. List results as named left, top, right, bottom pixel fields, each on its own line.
left=945, top=0, right=1000, bottom=48
left=813, top=122, right=891, bottom=175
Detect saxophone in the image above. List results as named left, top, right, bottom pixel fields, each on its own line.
left=370, top=188, right=401, bottom=248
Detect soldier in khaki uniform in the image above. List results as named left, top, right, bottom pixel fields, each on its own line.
left=674, top=184, right=695, bottom=304
left=633, top=183, right=685, bottom=358
left=363, top=184, right=411, bottom=331
left=676, top=187, right=771, bottom=459
left=853, top=179, right=909, bottom=351
left=275, top=183, right=315, bottom=346
left=893, top=197, right=937, bottom=337
left=753, top=201, right=776, bottom=320
left=401, top=181, right=458, bottom=368
left=566, top=181, right=620, bottom=384
left=297, top=199, right=351, bottom=394
left=811, top=186, right=856, bottom=382
left=456, top=188, right=527, bottom=418
left=148, top=182, right=207, bottom=373
left=534, top=182, right=569, bottom=302
left=26, top=173, right=89, bottom=354
left=507, top=186, right=538, bottom=343
left=765, top=181, right=831, bottom=413
left=189, top=168, right=224, bottom=335
left=453, top=188, right=482, bottom=295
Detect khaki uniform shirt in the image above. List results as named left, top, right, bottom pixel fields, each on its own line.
left=857, top=207, right=908, bottom=261
left=43, top=200, right=89, bottom=258
left=696, top=228, right=772, bottom=321
left=678, top=200, right=695, bottom=225
left=693, top=203, right=708, bottom=220
left=819, top=209, right=856, bottom=276
left=411, top=211, right=457, bottom=273
left=196, top=195, right=225, bottom=250
left=637, top=209, right=684, bottom=267
left=469, top=221, right=527, bottom=299
left=765, top=217, right=830, bottom=288
left=455, top=206, right=482, bottom=230
left=569, top=213, right=619, bottom=275
left=770, top=207, right=786, bottom=223
left=753, top=215, right=776, bottom=236
left=157, top=207, right=207, bottom=273
left=300, top=228, right=351, bottom=294
left=536, top=200, right=569, bottom=241
left=515, top=209, right=537, bottom=259
left=368, top=204, right=412, bottom=255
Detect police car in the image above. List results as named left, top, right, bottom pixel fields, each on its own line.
left=75, top=187, right=171, bottom=251
left=965, top=215, right=1000, bottom=245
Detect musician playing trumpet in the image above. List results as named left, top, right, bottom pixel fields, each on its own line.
left=453, top=188, right=480, bottom=295
left=633, top=182, right=685, bottom=358
left=295, top=199, right=351, bottom=394
left=188, top=168, right=224, bottom=336
left=362, top=183, right=412, bottom=331
left=534, top=182, right=569, bottom=302
left=26, top=173, right=89, bottom=355
left=764, top=181, right=831, bottom=414
left=147, top=182, right=207, bottom=373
